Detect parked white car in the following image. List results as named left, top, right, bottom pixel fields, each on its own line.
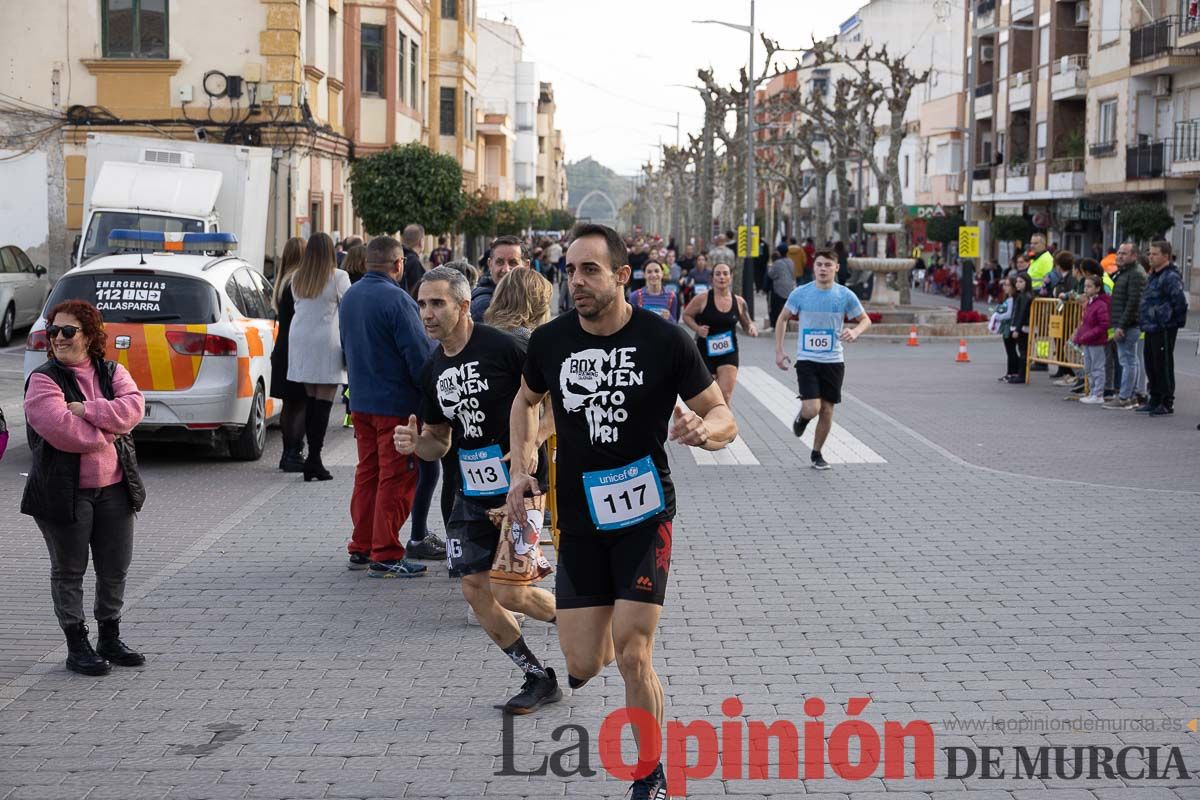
left=0, top=245, right=51, bottom=346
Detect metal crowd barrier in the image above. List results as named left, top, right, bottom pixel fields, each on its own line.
left=1026, top=297, right=1084, bottom=383
left=546, top=433, right=559, bottom=550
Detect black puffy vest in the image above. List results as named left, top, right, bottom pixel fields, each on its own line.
left=21, top=359, right=146, bottom=523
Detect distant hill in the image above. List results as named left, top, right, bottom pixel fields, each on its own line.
left=565, top=157, right=633, bottom=224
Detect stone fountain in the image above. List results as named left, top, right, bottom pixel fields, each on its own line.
left=847, top=205, right=915, bottom=307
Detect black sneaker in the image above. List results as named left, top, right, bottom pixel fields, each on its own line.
left=792, top=412, right=810, bottom=438
left=348, top=553, right=370, bottom=570
left=1148, top=405, right=1174, bottom=417
left=630, top=763, right=668, bottom=800
left=405, top=533, right=447, bottom=560
left=503, top=668, right=562, bottom=715
left=811, top=454, right=831, bottom=471
left=367, top=559, right=428, bottom=578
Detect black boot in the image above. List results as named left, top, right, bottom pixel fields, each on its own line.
left=96, top=619, right=145, bottom=667
left=278, top=442, right=305, bottom=473
left=303, top=398, right=334, bottom=482
left=63, top=622, right=110, bottom=676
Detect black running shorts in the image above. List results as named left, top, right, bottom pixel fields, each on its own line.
left=795, top=360, right=845, bottom=404
left=445, top=496, right=499, bottom=578
left=555, top=520, right=673, bottom=608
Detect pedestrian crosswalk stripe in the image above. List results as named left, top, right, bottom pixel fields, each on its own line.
left=684, top=435, right=760, bottom=466
left=737, top=366, right=887, bottom=464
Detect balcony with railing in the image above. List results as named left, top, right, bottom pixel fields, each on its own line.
left=1172, top=119, right=1200, bottom=172
left=1005, top=161, right=1030, bottom=193
left=1008, top=70, right=1032, bottom=110
left=1051, top=55, right=1088, bottom=99
left=1127, top=141, right=1167, bottom=179
left=1048, top=157, right=1085, bottom=191
left=974, top=81, right=993, bottom=117
left=1011, top=0, right=1035, bottom=21
left=1130, top=16, right=1200, bottom=67
left=1089, top=141, right=1117, bottom=157
left=977, top=0, right=996, bottom=29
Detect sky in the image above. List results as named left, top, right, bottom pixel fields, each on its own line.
left=476, top=0, right=860, bottom=177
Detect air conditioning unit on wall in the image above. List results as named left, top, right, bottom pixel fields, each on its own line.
left=981, top=45, right=995, bottom=62
left=1155, top=75, right=1173, bottom=97
left=1075, top=1, right=1090, bottom=25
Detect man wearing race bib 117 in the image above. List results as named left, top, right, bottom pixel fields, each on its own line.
left=773, top=249, right=871, bottom=470
left=506, top=223, right=737, bottom=800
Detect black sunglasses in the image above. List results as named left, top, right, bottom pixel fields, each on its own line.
left=46, top=325, right=80, bottom=340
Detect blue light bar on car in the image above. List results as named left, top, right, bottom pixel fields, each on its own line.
left=107, top=230, right=238, bottom=253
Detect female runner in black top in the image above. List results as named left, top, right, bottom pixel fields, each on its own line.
left=681, top=261, right=758, bottom=403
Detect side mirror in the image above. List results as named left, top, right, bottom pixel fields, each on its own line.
left=70, top=235, right=81, bottom=267
left=34, top=265, right=47, bottom=277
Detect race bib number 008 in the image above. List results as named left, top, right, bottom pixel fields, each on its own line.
left=801, top=329, right=835, bottom=353
left=459, top=444, right=510, bottom=497
left=706, top=331, right=735, bottom=356
left=582, top=456, right=666, bottom=531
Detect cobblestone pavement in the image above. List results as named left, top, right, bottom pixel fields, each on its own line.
left=1, top=332, right=1198, bottom=800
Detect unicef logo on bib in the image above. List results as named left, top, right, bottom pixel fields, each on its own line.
left=582, top=456, right=665, bottom=531
left=458, top=444, right=510, bottom=497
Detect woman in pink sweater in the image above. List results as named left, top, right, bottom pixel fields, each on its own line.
left=23, top=300, right=146, bottom=676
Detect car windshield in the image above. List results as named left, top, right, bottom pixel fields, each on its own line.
left=45, top=272, right=221, bottom=324
left=82, top=212, right=205, bottom=259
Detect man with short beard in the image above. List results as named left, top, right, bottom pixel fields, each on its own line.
left=506, top=223, right=737, bottom=799
left=471, top=235, right=529, bottom=322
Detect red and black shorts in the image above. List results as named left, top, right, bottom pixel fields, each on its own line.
left=555, top=519, right=673, bottom=608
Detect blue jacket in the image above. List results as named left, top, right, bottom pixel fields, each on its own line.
left=338, top=271, right=434, bottom=417
left=1137, top=264, right=1188, bottom=333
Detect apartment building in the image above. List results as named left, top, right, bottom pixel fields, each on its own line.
left=1083, top=0, right=1200, bottom=295
left=966, top=0, right=1098, bottom=259
left=427, top=0, right=478, bottom=192
left=0, top=0, right=352, bottom=275
left=341, top=0, right=429, bottom=158
left=476, top=18, right=538, bottom=200
left=536, top=82, right=568, bottom=210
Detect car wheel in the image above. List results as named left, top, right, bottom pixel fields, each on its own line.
left=228, top=382, right=267, bottom=461
left=0, top=305, right=14, bottom=347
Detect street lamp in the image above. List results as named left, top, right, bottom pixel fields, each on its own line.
left=693, top=0, right=757, bottom=317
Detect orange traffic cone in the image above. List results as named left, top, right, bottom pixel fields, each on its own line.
left=906, top=325, right=919, bottom=347
left=955, top=338, right=971, bottom=363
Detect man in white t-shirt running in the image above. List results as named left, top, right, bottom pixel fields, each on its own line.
left=772, top=249, right=872, bottom=470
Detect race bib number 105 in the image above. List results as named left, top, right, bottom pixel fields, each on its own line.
left=582, top=456, right=666, bottom=531
left=801, top=329, right=835, bottom=353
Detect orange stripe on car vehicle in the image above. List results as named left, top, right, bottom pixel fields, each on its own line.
left=104, top=324, right=154, bottom=388
left=167, top=324, right=206, bottom=390
left=237, top=356, right=252, bottom=398
left=143, top=324, right=176, bottom=391
left=244, top=326, right=265, bottom=357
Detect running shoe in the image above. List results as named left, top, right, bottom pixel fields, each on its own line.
left=792, top=412, right=810, bottom=438
left=1134, top=403, right=1156, bottom=413
left=630, top=764, right=669, bottom=800
left=405, top=534, right=447, bottom=560
left=811, top=454, right=832, bottom=470
left=348, top=552, right=370, bottom=570
left=1052, top=376, right=1076, bottom=386
left=366, top=559, right=427, bottom=578
left=1102, top=397, right=1132, bottom=410
left=503, top=668, right=562, bottom=715
left=1079, top=395, right=1104, bottom=405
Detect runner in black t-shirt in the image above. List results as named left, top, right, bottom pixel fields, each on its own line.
left=393, top=266, right=561, bottom=715
left=505, top=224, right=738, bottom=799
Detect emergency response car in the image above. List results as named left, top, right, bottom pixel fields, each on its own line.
left=25, top=230, right=279, bottom=460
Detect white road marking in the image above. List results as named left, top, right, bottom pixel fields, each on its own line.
left=737, top=366, right=887, bottom=464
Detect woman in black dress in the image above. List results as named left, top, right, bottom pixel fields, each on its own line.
left=269, top=237, right=308, bottom=471
left=681, top=262, right=758, bottom=404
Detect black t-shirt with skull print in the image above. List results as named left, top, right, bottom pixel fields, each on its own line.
left=523, top=307, right=714, bottom=535
left=419, top=323, right=547, bottom=509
